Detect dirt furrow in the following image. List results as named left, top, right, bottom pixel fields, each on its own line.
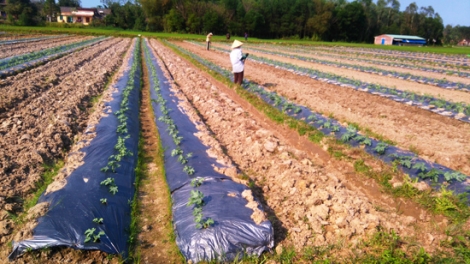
left=212, top=42, right=470, bottom=105
left=0, top=35, right=90, bottom=59
left=176, top=41, right=470, bottom=176
left=0, top=37, right=123, bottom=112
left=250, top=44, right=470, bottom=85
left=150, top=39, right=449, bottom=257
left=0, top=37, right=131, bottom=226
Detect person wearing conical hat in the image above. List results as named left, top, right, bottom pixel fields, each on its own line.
left=230, top=40, right=249, bottom=85
left=206, top=32, right=213, bottom=50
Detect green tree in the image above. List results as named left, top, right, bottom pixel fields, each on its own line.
left=57, top=0, right=80, bottom=7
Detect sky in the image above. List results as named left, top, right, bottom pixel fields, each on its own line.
left=399, top=0, right=469, bottom=26
left=79, top=0, right=470, bottom=27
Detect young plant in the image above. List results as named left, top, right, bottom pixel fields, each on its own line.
left=187, top=190, right=204, bottom=207
left=190, top=178, right=204, bottom=188
left=93, top=218, right=104, bottom=224
left=373, top=142, right=388, bottom=155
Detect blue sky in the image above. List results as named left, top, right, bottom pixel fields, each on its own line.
left=80, top=0, right=469, bottom=27
left=399, top=0, right=469, bottom=26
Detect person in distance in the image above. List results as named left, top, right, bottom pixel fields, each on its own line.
left=230, top=40, right=249, bottom=85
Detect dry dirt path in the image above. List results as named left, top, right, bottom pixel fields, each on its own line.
left=153, top=39, right=451, bottom=258
left=177, top=41, right=470, bottom=177
left=250, top=44, right=470, bottom=85
left=214, top=42, right=470, bottom=105
left=0, top=35, right=88, bottom=59
left=0, top=37, right=131, bottom=242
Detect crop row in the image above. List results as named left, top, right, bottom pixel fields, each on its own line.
left=191, top=41, right=470, bottom=123
left=240, top=45, right=470, bottom=91
left=256, top=44, right=470, bottom=78
left=149, top=39, right=274, bottom=262
left=0, top=36, right=107, bottom=73
left=307, top=46, right=469, bottom=68
left=169, top=40, right=469, bottom=195
left=0, top=35, right=64, bottom=45
left=82, top=38, right=142, bottom=244
left=8, top=38, right=141, bottom=260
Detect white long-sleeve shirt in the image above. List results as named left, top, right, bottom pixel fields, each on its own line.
left=230, top=48, right=244, bottom=73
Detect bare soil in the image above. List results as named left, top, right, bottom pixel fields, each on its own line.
left=1, top=35, right=468, bottom=263
left=136, top=46, right=183, bottom=264
left=0, top=35, right=91, bottom=59
left=179, top=41, right=470, bottom=177
left=147, top=39, right=451, bottom=259
left=251, top=44, right=470, bottom=85
left=0, top=37, right=131, bottom=259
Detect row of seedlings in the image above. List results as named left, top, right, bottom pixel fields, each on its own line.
left=0, top=36, right=108, bottom=76
left=247, top=44, right=470, bottom=80
left=268, top=44, right=470, bottom=77
left=313, top=45, right=470, bottom=67
left=192, top=41, right=470, bottom=122
left=144, top=38, right=273, bottom=263
left=167, top=41, right=470, bottom=198
left=0, top=35, right=65, bottom=45
left=8, top=38, right=141, bottom=260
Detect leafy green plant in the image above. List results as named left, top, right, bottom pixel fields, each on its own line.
left=93, top=218, right=104, bottom=224
left=183, top=165, right=195, bottom=175
left=187, top=190, right=204, bottom=207
left=100, top=177, right=115, bottom=186
left=373, top=142, right=388, bottom=155
left=100, top=198, right=107, bottom=205
left=444, top=171, right=467, bottom=182
left=419, top=168, right=442, bottom=182
left=84, top=228, right=105, bottom=243
left=190, top=178, right=204, bottom=188
left=196, top=217, right=214, bottom=229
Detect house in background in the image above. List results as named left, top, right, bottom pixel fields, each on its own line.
left=458, top=39, right=469, bottom=46
left=57, top=7, right=109, bottom=25
left=374, top=34, right=427, bottom=46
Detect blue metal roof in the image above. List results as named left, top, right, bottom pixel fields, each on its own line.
left=381, top=34, right=425, bottom=40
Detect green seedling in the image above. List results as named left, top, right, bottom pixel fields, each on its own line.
left=184, top=165, right=195, bottom=175
left=419, top=168, right=442, bottom=182
left=93, top=218, right=104, bottom=224
left=187, top=190, right=204, bottom=207
left=197, top=218, right=215, bottom=229
left=109, top=186, right=118, bottom=195
left=373, top=142, right=388, bottom=155
left=100, top=198, right=107, bottom=205
left=171, top=148, right=183, bottom=157
left=444, top=171, right=467, bottom=182
left=100, top=178, right=115, bottom=186
left=191, top=178, right=204, bottom=188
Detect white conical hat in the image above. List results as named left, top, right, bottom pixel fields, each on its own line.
left=231, top=40, right=243, bottom=49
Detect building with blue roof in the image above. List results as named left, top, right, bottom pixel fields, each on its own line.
left=374, top=34, right=427, bottom=46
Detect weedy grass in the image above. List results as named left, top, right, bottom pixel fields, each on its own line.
left=23, top=161, right=64, bottom=214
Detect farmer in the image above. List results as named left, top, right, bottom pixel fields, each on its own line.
left=226, top=32, right=231, bottom=40
left=230, top=40, right=249, bottom=85
left=206, top=32, right=213, bottom=50
left=244, top=32, right=248, bottom=41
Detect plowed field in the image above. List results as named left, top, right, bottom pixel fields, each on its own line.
left=1, top=35, right=470, bottom=263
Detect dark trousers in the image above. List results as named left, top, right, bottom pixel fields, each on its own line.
left=206, top=41, right=210, bottom=50
left=234, top=71, right=244, bottom=85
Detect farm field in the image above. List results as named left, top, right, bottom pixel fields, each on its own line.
left=1, top=33, right=470, bottom=263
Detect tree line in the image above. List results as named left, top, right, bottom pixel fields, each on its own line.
left=1, top=0, right=469, bottom=44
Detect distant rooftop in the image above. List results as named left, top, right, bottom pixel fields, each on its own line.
left=378, top=34, right=425, bottom=40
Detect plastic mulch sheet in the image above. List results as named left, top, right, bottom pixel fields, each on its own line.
left=144, top=39, right=274, bottom=262
left=9, top=39, right=141, bottom=260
